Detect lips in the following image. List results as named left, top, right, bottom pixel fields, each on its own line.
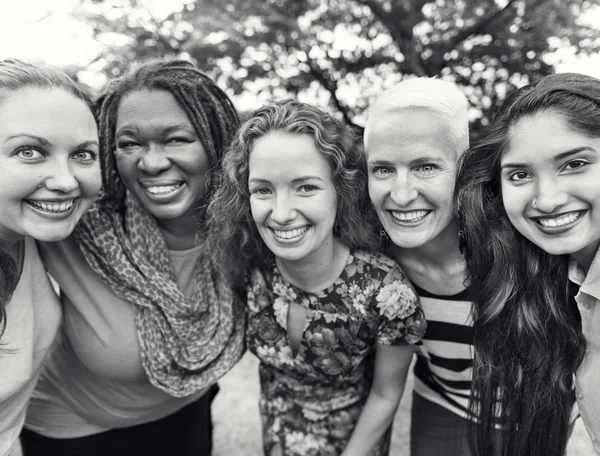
left=532, top=210, right=586, bottom=233
left=271, top=226, right=309, bottom=241
left=27, top=199, right=75, bottom=213
left=389, top=210, right=431, bottom=224
left=140, top=181, right=186, bottom=201
left=145, top=183, right=183, bottom=195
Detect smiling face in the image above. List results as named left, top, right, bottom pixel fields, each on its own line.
left=248, top=131, right=337, bottom=264
left=114, top=89, right=209, bottom=225
left=0, top=87, right=100, bottom=242
left=501, top=111, right=600, bottom=262
left=366, top=109, right=459, bottom=249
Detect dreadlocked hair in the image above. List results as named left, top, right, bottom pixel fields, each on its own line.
left=95, top=59, right=240, bottom=231
left=0, top=58, right=92, bottom=339
left=455, top=73, right=594, bottom=456
left=206, top=99, right=379, bottom=289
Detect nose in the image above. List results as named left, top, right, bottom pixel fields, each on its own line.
left=534, top=176, right=568, bottom=213
left=270, top=194, right=297, bottom=225
left=139, top=145, right=170, bottom=174
left=44, top=159, right=78, bottom=193
left=390, top=172, right=418, bottom=206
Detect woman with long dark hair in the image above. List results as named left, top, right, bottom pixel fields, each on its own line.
left=456, top=73, right=596, bottom=456
left=0, top=58, right=101, bottom=456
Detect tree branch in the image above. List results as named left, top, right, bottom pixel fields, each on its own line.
left=445, top=0, right=519, bottom=49
left=357, top=0, right=428, bottom=76
left=304, top=57, right=355, bottom=126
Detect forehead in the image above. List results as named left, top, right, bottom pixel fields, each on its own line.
left=0, top=87, right=96, bottom=139
left=503, top=111, right=598, bottom=162
left=116, top=89, right=191, bottom=127
left=248, top=131, right=332, bottom=180
left=366, top=109, right=456, bottom=163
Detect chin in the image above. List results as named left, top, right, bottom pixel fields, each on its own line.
left=30, top=230, right=75, bottom=243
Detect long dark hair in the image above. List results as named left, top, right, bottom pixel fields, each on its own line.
left=0, top=58, right=91, bottom=338
left=95, top=59, right=240, bottom=229
left=455, top=73, right=598, bottom=456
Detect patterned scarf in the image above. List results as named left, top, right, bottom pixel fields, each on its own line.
left=73, top=193, right=245, bottom=397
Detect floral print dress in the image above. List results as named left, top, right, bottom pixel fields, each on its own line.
left=246, top=250, right=426, bottom=456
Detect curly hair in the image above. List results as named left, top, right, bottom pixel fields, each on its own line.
left=206, top=99, right=378, bottom=286
left=0, top=58, right=92, bottom=338
left=455, top=73, right=594, bottom=456
left=95, top=59, right=239, bottom=226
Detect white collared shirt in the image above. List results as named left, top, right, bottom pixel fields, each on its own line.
left=569, top=248, right=600, bottom=455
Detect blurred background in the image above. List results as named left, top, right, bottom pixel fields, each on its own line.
left=1, top=0, right=599, bottom=135
left=2, top=1, right=599, bottom=454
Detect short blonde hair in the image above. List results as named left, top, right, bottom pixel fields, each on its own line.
left=364, top=77, right=469, bottom=155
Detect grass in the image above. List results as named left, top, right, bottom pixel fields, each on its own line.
left=213, top=353, right=595, bottom=455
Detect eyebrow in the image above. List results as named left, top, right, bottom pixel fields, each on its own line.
left=501, top=147, right=596, bottom=169
left=367, top=159, right=393, bottom=166
left=368, top=156, right=445, bottom=166
left=291, top=176, right=325, bottom=183
left=4, top=135, right=98, bottom=149
left=115, top=123, right=193, bottom=137
left=5, top=134, right=51, bottom=146
left=248, top=176, right=325, bottom=185
left=77, top=140, right=100, bottom=149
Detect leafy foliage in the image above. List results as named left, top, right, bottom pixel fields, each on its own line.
left=75, top=0, right=600, bottom=132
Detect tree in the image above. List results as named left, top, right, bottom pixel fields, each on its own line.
left=75, top=0, right=600, bottom=132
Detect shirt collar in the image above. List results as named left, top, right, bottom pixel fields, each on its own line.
left=569, top=246, right=600, bottom=299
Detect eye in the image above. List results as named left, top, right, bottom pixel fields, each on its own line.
left=15, top=146, right=45, bottom=162
left=417, top=163, right=438, bottom=173
left=563, top=159, right=589, bottom=171
left=116, top=140, right=141, bottom=150
left=370, top=166, right=393, bottom=177
left=71, top=150, right=97, bottom=163
left=298, top=184, right=318, bottom=194
left=508, top=170, right=531, bottom=182
left=251, top=187, right=272, bottom=196
left=166, top=137, right=192, bottom=145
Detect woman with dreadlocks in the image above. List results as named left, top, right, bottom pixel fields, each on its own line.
left=21, top=59, right=245, bottom=456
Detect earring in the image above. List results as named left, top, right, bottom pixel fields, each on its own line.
left=380, top=229, right=390, bottom=249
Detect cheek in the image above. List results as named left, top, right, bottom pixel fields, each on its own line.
left=249, top=198, right=267, bottom=224
left=114, top=154, right=137, bottom=181
left=367, top=181, right=386, bottom=209
left=77, top=164, right=102, bottom=196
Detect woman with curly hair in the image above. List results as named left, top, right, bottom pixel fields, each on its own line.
left=0, top=58, right=101, bottom=456
left=21, top=59, right=245, bottom=456
left=455, top=73, right=596, bottom=456
left=207, top=99, right=426, bottom=456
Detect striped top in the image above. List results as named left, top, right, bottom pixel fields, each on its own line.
left=412, top=284, right=475, bottom=420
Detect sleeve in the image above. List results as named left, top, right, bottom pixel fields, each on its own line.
left=373, top=264, right=426, bottom=346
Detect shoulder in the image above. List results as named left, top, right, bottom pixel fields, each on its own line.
left=351, top=249, right=400, bottom=273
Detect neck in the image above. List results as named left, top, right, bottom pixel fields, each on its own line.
left=392, top=218, right=464, bottom=271
left=156, top=209, right=203, bottom=251
left=572, top=241, right=600, bottom=275
left=276, top=236, right=349, bottom=293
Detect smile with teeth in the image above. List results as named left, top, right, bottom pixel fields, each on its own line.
left=272, top=226, right=309, bottom=240
left=145, top=183, right=183, bottom=195
left=535, top=210, right=585, bottom=228
left=390, top=210, right=430, bottom=223
left=27, top=200, right=75, bottom=213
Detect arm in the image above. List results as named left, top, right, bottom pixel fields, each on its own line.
left=341, top=343, right=414, bottom=456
